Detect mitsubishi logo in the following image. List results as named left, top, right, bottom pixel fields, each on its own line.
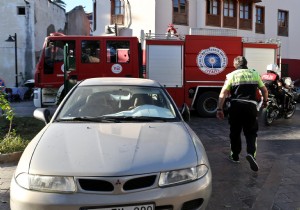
left=115, top=179, right=121, bottom=185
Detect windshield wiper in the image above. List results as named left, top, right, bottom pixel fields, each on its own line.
left=56, top=116, right=169, bottom=123
left=116, top=116, right=168, bottom=122
left=56, top=116, right=120, bottom=123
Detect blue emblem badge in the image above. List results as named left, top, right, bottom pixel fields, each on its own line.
left=196, top=47, right=228, bottom=75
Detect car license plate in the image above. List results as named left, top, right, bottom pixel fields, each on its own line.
left=88, top=204, right=154, bottom=210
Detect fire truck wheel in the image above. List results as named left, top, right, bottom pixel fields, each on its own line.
left=196, top=91, right=219, bottom=117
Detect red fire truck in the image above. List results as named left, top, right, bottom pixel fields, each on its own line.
left=33, top=33, right=143, bottom=108
left=34, top=33, right=279, bottom=117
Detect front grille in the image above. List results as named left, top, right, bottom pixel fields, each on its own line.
left=123, top=175, right=156, bottom=191
left=77, top=174, right=157, bottom=193
left=78, top=179, right=114, bottom=192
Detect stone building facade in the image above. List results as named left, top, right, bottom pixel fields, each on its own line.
left=0, top=0, right=90, bottom=88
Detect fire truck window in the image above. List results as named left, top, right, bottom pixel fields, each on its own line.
left=44, top=41, right=64, bottom=74
left=45, top=41, right=64, bottom=62
left=44, top=40, right=75, bottom=74
left=106, top=40, right=130, bottom=63
left=81, top=40, right=100, bottom=63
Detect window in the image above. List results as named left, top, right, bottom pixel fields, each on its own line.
left=81, top=41, right=100, bottom=63
left=278, top=10, right=289, bottom=36
left=207, top=0, right=219, bottom=15
left=206, top=0, right=221, bottom=27
left=255, top=6, right=265, bottom=34
left=111, top=0, right=124, bottom=25
left=45, top=41, right=64, bottom=63
left=224, top=0, right=235, bottom=17
left=17, top=7, right=25, bottom=15
left=256, top=6, right=264, bottom=24
left=239, top=2, right=251, bottom=19
left=239, top=2, right=252, bottom=30
left=44, top=40, right=76, bottom=74
left=223, top=0, right=237, bottom=28
left=106, top=41, right=130, bottom=63
left=278, top=10, right=288, bottom=27
left=173, top=0, right=188, bottom=25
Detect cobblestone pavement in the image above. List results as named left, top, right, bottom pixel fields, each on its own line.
left=188, top=111, right=300, bottom=210
left=1, top=102, right=300, bottom=210
left=0, top=163, right=16, bottom=210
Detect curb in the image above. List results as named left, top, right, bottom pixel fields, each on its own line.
left=0, top=151, right=22, bottom=164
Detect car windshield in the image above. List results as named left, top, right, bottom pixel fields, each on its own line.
left=56, top=85, right=179, bottom=122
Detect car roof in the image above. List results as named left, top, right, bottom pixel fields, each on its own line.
left=78, top=77, right=162, bottom=87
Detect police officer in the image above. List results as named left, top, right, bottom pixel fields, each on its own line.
left=216, top=56, right=268, bottom=172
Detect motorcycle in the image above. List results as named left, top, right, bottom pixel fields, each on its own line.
left=263, top=77, right=298, bottom=125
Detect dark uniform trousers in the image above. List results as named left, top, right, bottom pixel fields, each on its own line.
left=228, top=100, right=258, bottom=159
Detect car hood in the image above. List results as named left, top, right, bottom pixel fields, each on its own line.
left=29, top=122, right=198, bottom=176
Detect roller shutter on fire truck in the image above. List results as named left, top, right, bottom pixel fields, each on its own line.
left=243, top=45, right=278, bottom=76
left=146, top=40, right=185, bottom=106
left=146, top=45, right=183, bottom=87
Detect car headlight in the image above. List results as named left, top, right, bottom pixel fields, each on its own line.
left=15, top=173, right=76, bottom=193
left=159, top=164, right=209, bottom=187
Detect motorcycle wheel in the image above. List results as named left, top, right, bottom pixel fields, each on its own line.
left=284, top=103, right=296, bottom=119
left=264, top=107, right=276, bottom=126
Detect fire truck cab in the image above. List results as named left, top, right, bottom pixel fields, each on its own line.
left=34, top=34, right=143, bottom=107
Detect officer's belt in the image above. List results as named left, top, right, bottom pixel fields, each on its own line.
left=231, top=99, right=258, bottom=106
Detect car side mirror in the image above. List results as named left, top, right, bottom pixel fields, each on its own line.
left=34, top=108, right=51, bottom=125
left=181, top=103, right=190, bottom=122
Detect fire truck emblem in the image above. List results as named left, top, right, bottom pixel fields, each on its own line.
left=111, top=64, right=123, bottom=74
left=196, top=47, right=228, bottom=75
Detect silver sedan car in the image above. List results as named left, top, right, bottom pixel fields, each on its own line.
left=10, top=77, right=212, bottom=210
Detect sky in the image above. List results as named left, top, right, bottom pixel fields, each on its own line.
left=64, top=0, right=93, bottom=13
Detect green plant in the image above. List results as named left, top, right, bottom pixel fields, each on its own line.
left=0, top=91, right=14, bottom=133
left=0, top=117, right=45, bottom=154
left=1, top=92, right=44, bottom=154
left=0, top=130, right=30, bottom=154
left=0, top=116, right=45, bottom=140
